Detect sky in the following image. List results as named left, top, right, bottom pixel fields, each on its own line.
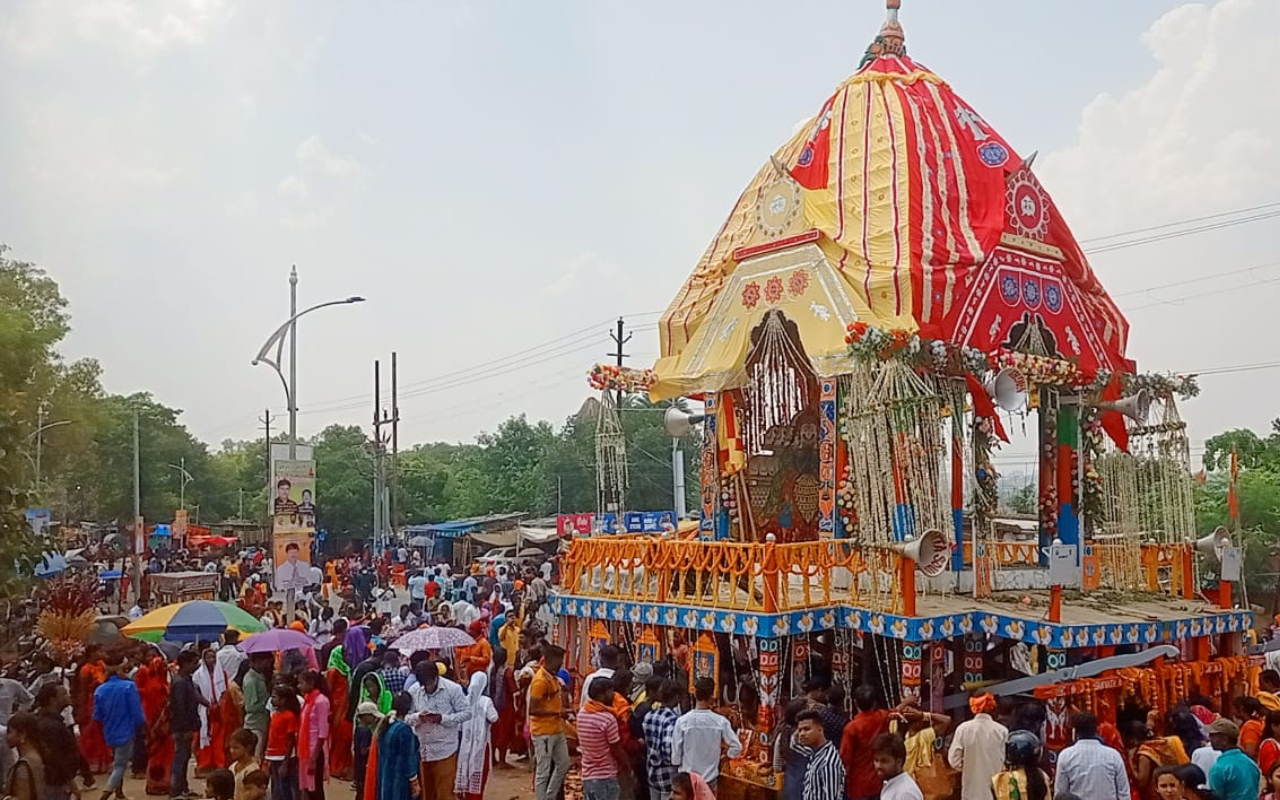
left=1, top=0, right=1277, bottom=469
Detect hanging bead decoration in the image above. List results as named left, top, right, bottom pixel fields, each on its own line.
left=743, top=311, right=817, bottom=457
left=1094, top=395, right=1197, bottom=594
left=842, top=360, right=948, bottom=545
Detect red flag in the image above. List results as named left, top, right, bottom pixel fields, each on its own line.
left=1228, top=445, right=1240, bottom=523
left=790, top=95, right=835, bottom=190
left=965, top=373, right=1009, bottom=443
left=1099, top=371, right=1129, bottom=453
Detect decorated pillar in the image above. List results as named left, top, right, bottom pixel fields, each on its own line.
left=692, top=632, right=720, bottom=697
left=757, top=638, right=782, bottom=750
left=1038, top=389, right=1059, bottom=563
left=588, top=620, right=611, bottom=673
left=1056, top=398, right=1080, bottom=566
left=951, top=399, right=966, bottom=572
left=963, top=633, right=985, bottom=685
left=791, top=637, right=811, bottom=695
left=635, top=625, right=660, bottom=664
left=929, top=641, right=947, bottom=712
left=1045, top=646, right=1068, bottom=673
left=902, top=641, right=923, bottom=702
left=819, top=379, right=838, bottom=538
left=701, top=393, right=720, bottom=539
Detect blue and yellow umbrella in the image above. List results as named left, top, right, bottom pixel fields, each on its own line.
left=122, top=600, right=266, bottom=643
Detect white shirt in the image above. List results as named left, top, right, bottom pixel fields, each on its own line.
left=217, top=644, right=247, bottom=682
left=275, top=558, right=308, bottom=590
left=1054, top=738, right=1131, bottom=800
left=879, top=771, right=924, bottom=800
left=309, top=565, right=323, bottom=585
left=579, top=668, right=615, bottom=709
left=128, top=605, right=144, bottom=620
left=947, top=713, right=1008, bottom=800
left=670, top=707, right=743, bottom=783
left=408, top=575, right=428, bottom=601
left=407, top=679, right=472, bottom=762
left=1192, top=745, right=1222, bottom=779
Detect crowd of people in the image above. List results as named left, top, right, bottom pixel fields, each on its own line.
left=10, top=544, right=1280, bottom=800
left=0, top=551, right=558, bottom=800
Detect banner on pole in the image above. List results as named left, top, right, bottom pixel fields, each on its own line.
left=273, top=459, right=316, bottom=591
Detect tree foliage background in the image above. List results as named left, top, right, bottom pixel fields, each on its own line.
left=2, top=244, right=699, bottom=566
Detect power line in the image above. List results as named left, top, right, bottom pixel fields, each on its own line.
left=1084, top=209, right=1280, bottom=255
left=1080, top=200, right=1280, bottom=244
left=1113, top=260, right=1280, bottom=299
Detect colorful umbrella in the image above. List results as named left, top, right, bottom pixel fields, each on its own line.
left=238, top=628, right=316, bottom=654
left=122, top=600, right=265, bottom=643
left=393, top=626, right=474, bottom=654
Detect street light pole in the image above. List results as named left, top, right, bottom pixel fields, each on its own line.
left=27, top=406, right=73, bottom=494
left=169, top=457, right=194, bottom=509
left=289, top=267, right=298, bottom=460
left=252, top=269, right=364, bottom=621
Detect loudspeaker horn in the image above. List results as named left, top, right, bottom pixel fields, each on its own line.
left=1195, top=525, right=1231, bottom=561
left=663, top=407, right=706, bottom=438
left=892, top=528, right=951, bottom=577
left=1089, top=389, right=1152, bottom=424
left=985, top=367, right=1029, bottom=412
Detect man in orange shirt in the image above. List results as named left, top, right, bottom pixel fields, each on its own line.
left=1234, top=695, right=1265, bottom=758
left=530, top=645, right=570, bottom=800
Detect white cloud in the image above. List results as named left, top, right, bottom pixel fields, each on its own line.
left=1, top=0, right=230, bottom=59
left=539, top=252, right=620, bottom=299
left=276, top=174, right=308, bottom=199
left=1039, top=0, right=1279, bottom=234
left=295, top=135, right=364, bottom=179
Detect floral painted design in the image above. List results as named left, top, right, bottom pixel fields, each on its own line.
left=788, top=269, right=810, bottom=297
left=742, top=282, right=761, bottom=309
left=742, top=617, right=759, bottom=636
left=764, top=276, right=785, bottom=304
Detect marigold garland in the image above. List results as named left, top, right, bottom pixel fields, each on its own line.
left=587, top=363, right=657, bottom=393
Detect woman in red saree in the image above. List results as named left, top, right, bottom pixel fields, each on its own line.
left=76, top=649, right=112, bottom=774
left=137, top=657, right=174, bottom=796
left=326, top=647, right=354, bottom=780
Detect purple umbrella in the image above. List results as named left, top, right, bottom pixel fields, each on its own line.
left=237, top=628, right=317, bottom=653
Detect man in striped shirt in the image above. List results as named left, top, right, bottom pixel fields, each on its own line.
left=578, top=678, right=630, bottom=800
left=796, top=709, right=846, bottom=800
left=641, top=681, right=684, bottom=800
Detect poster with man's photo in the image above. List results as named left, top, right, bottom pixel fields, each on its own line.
left=273, top=459, right=316, bottom=592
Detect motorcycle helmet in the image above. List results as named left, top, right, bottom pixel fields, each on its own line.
left=1005, top=729, right=1043, bottom=767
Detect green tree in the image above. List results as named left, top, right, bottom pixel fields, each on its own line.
left=1007, top=482, right=1036, bottom=515
left=313, top=424, right=373, bottom=537
left=0, top=246, right=82, bottom=583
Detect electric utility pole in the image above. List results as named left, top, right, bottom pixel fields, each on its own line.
left=608, top=317, right=632, bottom=408
left=260, top=409, right=275, bottom=531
